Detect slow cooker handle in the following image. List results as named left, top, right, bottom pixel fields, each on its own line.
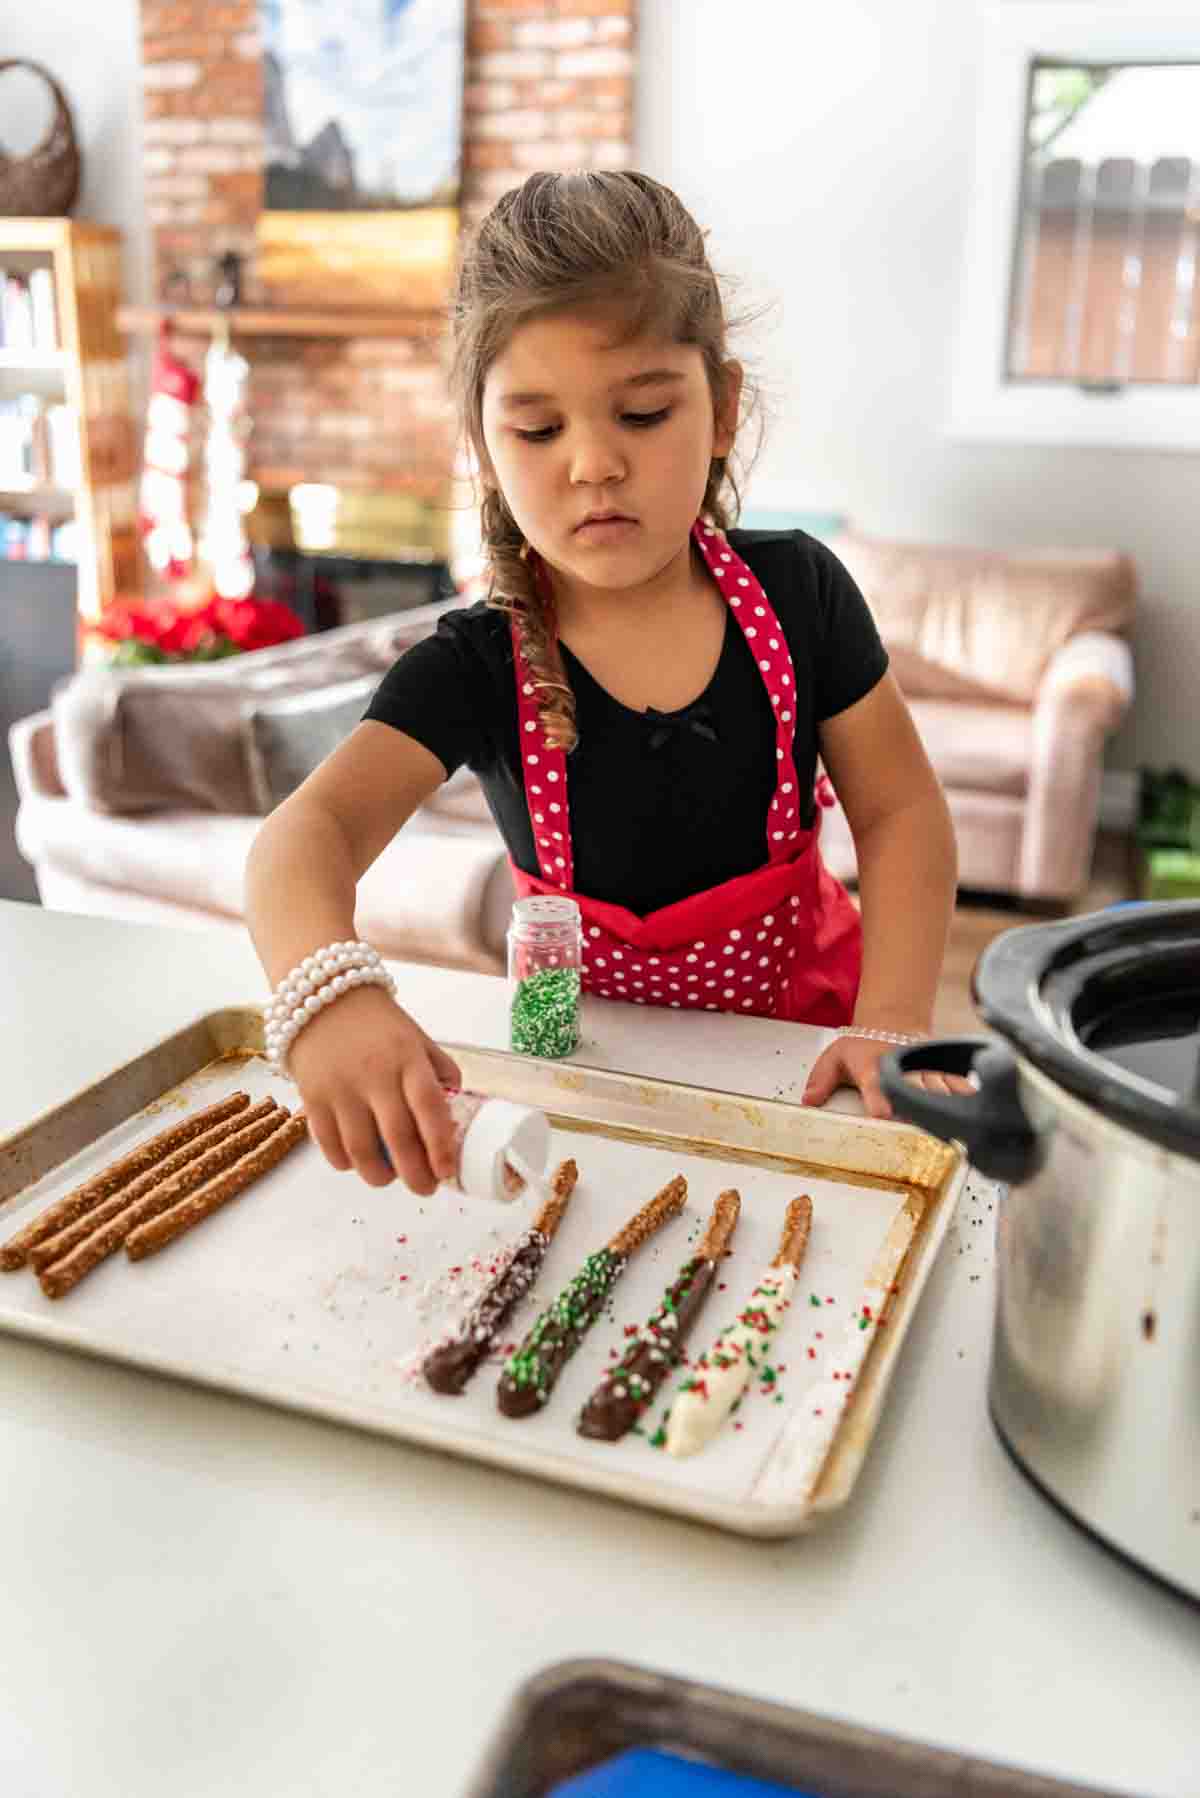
left=878, top=1037, right=1042, bottom=1184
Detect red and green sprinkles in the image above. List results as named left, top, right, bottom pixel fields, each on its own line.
left=578, top=1256, right=720, bottom=1442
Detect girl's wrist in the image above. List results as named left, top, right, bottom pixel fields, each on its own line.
left=264, top=938, right=396, bottom=1076
left=850, top=1003, right=934, bottom=1037
left=835, top=1025, right=927, bottom=1048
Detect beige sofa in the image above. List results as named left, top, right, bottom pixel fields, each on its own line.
left=9, top=532, right=1136, bottom=963
left=10, top=602, right=515, bottom=972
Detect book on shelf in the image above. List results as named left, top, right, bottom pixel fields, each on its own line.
left=0, top=394, right=79, bottom=490
left=0, top=269, right=60, bottom=354
left=0, top=512, right=77, bottom=564
left=28, top=269, right=58, bottom=351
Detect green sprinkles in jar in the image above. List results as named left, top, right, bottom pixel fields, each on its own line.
left=510, top=966, right=581, bottom=1058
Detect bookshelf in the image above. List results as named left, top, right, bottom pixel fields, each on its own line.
left=0, top=218, right=138, bottom=620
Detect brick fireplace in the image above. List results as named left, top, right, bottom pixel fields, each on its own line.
left=136, top=0, right=637, bottom=505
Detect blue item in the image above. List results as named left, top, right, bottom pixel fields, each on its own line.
left=550, top=1747, right=819, bottom=1798
left=737, top=509, right=846, bottom=542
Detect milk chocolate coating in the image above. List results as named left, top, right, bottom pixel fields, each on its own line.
left=578, top=1257, right=716, bottom=1441
left=498, top=1248, right=625, bottom=1418
left=422, top=1230, right=548, bottom=1395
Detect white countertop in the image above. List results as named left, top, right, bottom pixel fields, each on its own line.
left=0, top=901, right=1195, bottom=1798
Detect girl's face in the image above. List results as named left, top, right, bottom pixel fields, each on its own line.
left=480, top=306, right=739, bottom=595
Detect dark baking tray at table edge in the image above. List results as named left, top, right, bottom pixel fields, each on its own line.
left=0, top=1008, right=963, bottom=1539
left=462, top=1658, right=1123, bottom=1798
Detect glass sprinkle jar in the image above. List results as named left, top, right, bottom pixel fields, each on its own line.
left=507, top=895, right=583, bottom=1059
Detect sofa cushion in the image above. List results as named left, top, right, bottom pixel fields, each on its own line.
left=830, top=532, right=1136, bottom=704
left=886, top=643, right=1011, bottom=705
left=908, top=698, right=1032, bottom=796
left=243, top=677, right=497, bottom=821
left=243, top=674, right=377, bottom=814
left=49, top=602, right=451, bottom=817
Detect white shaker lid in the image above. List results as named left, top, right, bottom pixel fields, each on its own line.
left=459, top=1099, right=550, bottom=1203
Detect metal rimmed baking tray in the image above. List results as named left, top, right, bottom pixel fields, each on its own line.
left=0, top=1008, right=965, bottom=1537
left=462, top=1658, right=1122, bottom=1797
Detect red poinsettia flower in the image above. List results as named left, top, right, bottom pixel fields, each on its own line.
left=93, top=592, right=305, bottom=665
left=212, top=595, right=306, bottom=653
left=93, top=599, right=170, bottom=645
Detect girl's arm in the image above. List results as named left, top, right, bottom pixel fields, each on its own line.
left=244, top=722, right=464, bottom=1191
left=803, top=672, right=960, bottom=1117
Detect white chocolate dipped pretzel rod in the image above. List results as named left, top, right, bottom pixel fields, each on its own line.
left=664, top=1195, right=812, bottom=1459
left=751, top=1190, right=924, bottom=1508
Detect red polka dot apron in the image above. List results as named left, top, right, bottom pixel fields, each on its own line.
left=508, top=521, right=862, bottom=1025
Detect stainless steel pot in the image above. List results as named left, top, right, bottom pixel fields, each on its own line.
left=879, top=901, right=1200, bottom=1602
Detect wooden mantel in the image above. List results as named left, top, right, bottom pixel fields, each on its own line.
left=116, top=305, right=441, bottom=340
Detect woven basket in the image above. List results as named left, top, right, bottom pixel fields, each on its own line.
left=0, top=60, right=80, bottom=217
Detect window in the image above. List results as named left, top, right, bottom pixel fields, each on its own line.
left=949, top=5, right=1200, bottom=450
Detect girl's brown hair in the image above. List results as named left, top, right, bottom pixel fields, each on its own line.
left=448, top=170, right=745, bottom=752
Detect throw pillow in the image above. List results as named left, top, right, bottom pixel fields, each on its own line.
left=243, top=674, right=378, bottom=814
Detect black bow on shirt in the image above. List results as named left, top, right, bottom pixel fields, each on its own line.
left=642, top=698, right=721, bottom=753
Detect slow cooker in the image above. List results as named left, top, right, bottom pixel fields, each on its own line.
left=879, top=901, right=1200, bottom=1601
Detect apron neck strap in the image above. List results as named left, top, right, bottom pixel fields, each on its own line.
left=510, top=520, right=807, bottom=881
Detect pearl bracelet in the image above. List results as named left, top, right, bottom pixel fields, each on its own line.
left=834, top=1026, right=926, bottom=1047
left=263, top=939, right=396, bottom=1076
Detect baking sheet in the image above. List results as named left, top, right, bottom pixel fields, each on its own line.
left=0, top=1010, right=965, bottom=1536
left=463, top=1659, right=1123, bottom=1798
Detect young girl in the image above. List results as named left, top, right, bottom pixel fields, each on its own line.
left=245, top=170, right=959, bottom=1196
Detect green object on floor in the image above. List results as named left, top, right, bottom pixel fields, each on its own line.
left=1137, top=767, right=1200, bottom=852
left=1140, top=847, right=1200, bottom=900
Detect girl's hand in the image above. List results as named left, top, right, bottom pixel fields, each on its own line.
left=801, top=1034, right=973, bottom=1121
left=286, top=986, right=462, bottom=1194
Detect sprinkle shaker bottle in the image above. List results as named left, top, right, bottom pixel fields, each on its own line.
left=443, top=1089, right=551, bottom=1202
left=507, top=895, right=583, bottom=1058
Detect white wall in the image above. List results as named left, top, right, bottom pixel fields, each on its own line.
left=2, top=7, right=150, bottom=305
left=637, top=0, right=1200, bottom=774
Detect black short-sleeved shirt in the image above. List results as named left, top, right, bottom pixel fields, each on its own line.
left=365, top=529, right=887, bottom=916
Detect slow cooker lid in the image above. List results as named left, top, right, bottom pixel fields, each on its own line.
left=972, top=901, right=1200, bottom=1158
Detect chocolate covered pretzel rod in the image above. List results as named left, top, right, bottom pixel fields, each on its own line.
left=665, top=1195, right=812, bottom=1459
left=1, top=1091, right=253, bottom=1271
left=422, top=1159, right=579, bottom=1395
left=578, top=1189, right=741, bottom=1443
left=125, top=1112, right=309, bottom=1261
left=38, top=1107, right=293, bottom=1299
left=30, top=1099, right=280, bottom=1274
left=498, top=1174, right=687, bottom=1419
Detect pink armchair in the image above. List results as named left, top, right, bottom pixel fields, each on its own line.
left=818, top=532, right=1136, bottom=903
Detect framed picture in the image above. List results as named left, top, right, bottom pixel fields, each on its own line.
left=257, top=0, right=466, bottom=310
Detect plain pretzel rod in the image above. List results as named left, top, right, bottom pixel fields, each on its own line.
left=0, top=1091, right=253, bottom=1271
left=30, top=1099, right=280, bottom=1274
left=38, top=1108, right=294, bottom=1299
left=124, top=1113, right=310, bottom=1261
